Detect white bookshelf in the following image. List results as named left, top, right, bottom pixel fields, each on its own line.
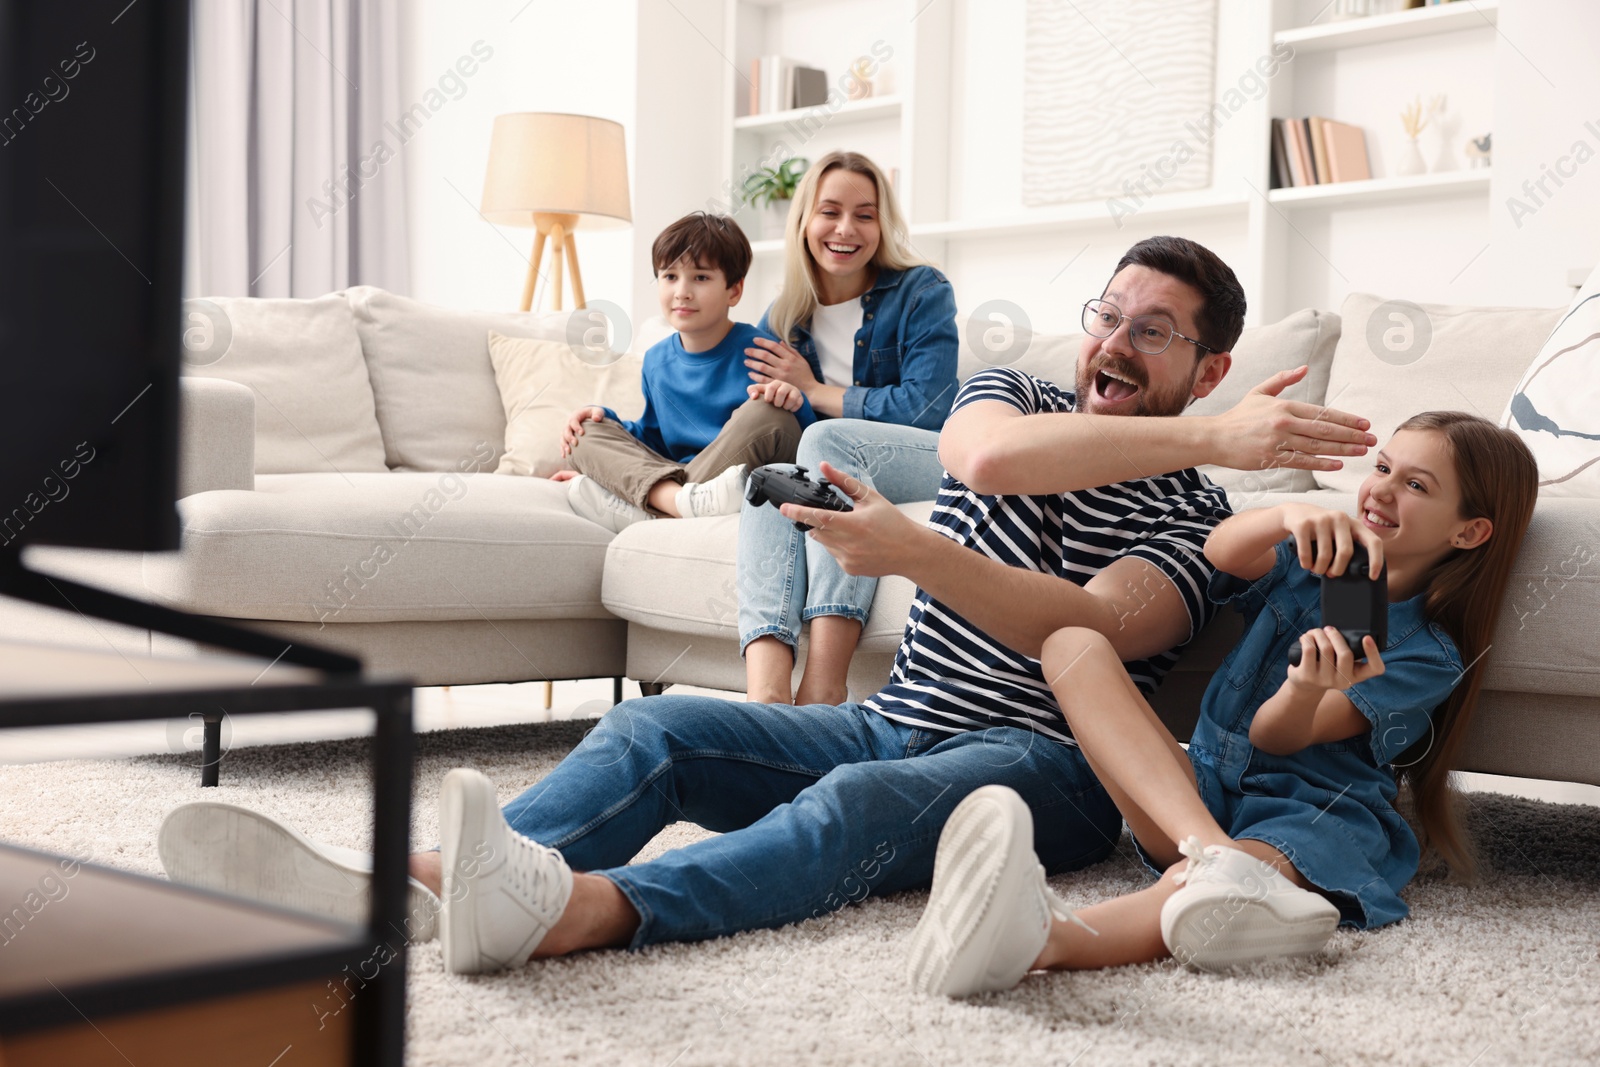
left=731, top=94, right=902, bottom=133
left=709, top=0, right=1510, bottom=327
left=1267, top=168, right=1491, bottom=209
left=1275, top=0, right=1498, bottom=54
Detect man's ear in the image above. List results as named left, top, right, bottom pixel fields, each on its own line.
left=728, top=279, right=745, bottom=307
left=1189, top=351, right=1231, bottom=401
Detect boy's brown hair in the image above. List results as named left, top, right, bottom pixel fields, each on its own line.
left=651, top=212, right=752, bottom=286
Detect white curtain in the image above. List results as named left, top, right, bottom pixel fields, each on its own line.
left=186, top=0, right=409, bottom=297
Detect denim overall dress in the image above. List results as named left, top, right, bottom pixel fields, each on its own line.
left=1181, top=539, right=1464, bottom=928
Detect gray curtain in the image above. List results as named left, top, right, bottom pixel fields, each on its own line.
left=186, top=0, right=410, bottom=297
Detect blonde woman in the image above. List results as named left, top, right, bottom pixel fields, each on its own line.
left=737, top=151, right=958, bottom=705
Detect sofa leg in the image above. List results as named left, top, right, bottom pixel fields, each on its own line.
left=638, top=682, right=666, bottom=697
left=613, top=676, right=624, bottom=705
left=543, top=681, right=553, bottom=709
left=200, top=713, right=223, bottom=787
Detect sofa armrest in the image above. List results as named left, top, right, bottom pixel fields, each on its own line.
left=179, top=376, right=255, bottom=496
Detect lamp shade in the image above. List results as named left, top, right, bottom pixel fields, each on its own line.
left=480, top=112, right=632, bottom=229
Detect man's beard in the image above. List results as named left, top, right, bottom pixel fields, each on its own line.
left=1075, top=354, right=1200, bottom=418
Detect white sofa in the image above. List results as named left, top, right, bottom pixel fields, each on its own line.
left=11, top=288, right=1598, bottom=788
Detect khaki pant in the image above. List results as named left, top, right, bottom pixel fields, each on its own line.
left=570, top=398, right=803, bottom=514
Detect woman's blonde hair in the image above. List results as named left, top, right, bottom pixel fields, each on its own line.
left=766, top=151, right=928, bottom=345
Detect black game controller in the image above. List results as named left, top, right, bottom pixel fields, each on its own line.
left=1287, top=540, right=1388, bottom=667
left=745, top=464, right=853, bottom=531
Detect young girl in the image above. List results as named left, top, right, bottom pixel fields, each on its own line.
left=908, top=411, right=1538, bottom=996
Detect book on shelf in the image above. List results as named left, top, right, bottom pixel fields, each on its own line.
left=1272, top=117, right=1372, bottom=187
left=749, top=56, right=827, bottom=115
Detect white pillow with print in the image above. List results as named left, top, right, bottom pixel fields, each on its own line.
left=1501, top=266, right=1600, bottom=496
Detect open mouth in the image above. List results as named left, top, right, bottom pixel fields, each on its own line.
left=1092, top=366, right=1142, bottom=407
left=823, top=242, right=859, bottom=258
left=1362, top=502, right=1398, bottom=530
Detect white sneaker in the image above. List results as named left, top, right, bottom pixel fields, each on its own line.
left=158, top=801, right=440, bottom=942
left=1160, top=836, right=1340, bottom=971
left=674, top=463, right=749, bottom=519
left=567, top=475, right=651, bottom=533
left=907, top=785, right=1096, bottom=997
left=438, top=767, right=572, bottom=975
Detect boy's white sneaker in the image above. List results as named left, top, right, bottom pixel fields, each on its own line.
left=157, top=801, right=440, bottom=942
left=567, top=475, right=652, bottom=533
left=675, top=464, right=749, bottom=519
left=438, top=768, right=573, bottom=975
left=907, top=785, right=1096, bottom=997
left=1160, top=836, right=1340, bottom=971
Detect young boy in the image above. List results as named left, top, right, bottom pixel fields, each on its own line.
left=555, top=213, right=812, bottom=531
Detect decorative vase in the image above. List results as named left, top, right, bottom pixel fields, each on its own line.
left=761, top=200, right=791, bottom=241
left=1395, top=138, right=1428, bottom=177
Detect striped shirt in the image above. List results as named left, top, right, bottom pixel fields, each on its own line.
left=865, top=367, right=1233, bottom=744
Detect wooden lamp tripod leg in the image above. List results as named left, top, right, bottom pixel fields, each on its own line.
left=521, top=229, right=549, bottom=312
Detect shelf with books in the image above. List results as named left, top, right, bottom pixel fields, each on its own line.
left=1266, top=167, right=1491, bottom=209
left=732, top=93, right=902, bottom=133
left=1275, top=0, right=1498, bottom=55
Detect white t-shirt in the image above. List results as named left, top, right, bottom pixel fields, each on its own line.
left=810, top=297, right=863, bottom=388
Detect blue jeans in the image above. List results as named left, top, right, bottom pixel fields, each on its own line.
left=499, top=695, right=1122, bottom=948
left=736, top=419, right=945, bottom=653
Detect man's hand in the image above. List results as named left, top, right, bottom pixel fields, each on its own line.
left=779, top=461, right=925, bottom=577
left=748, top=380, right=805, bottom=413
left=1207, top=366, right=1375, bottom=473
left=560, top=406, right=607, bottom=457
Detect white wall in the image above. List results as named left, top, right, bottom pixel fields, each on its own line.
left=398, top=0, right=638, bottom=314
left=398, top=0, right=1598, bottom=333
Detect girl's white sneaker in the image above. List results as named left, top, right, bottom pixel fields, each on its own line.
left=907, top=785, right=1095, bottom=997
left=1160, top=836, right=1340, bottom=971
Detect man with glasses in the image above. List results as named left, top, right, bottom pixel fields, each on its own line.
left=163, top=236, right=1376, bottom=979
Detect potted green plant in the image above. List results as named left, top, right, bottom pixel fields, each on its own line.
left=740, top=156, right=809, bottom=239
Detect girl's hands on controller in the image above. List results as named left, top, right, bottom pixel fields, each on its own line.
left=748, top=380, right=805, bottom=413
left=1287, top=626, right=1386, bottom=693
left=560, top=406, right=607, bottom=458
left=1277, top=503, right=1385, bottom=579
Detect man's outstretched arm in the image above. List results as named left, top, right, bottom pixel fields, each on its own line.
left=940, top=366, right=1374, bottom=496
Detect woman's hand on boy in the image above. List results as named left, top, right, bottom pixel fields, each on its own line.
left=1277, top=503, right=1385, bottom=580
left=1287, top=627, right=1386, bottom=693
left=560, top=406, right=607, bottom=457
left=745, top=336, right=821, bottom=394
left=748, top=380, right=805, bottom=413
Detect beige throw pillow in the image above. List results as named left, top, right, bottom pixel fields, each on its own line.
left=1502, top=265, right=1600, bottom=496
left=1317, top=294, right=1562, bottom=494
left=486, top=332, right=645, bottom=478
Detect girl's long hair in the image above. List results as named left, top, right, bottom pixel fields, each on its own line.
left=1394, top=411, right=1538, bottom=880
left=766, top=151, right=928, bottom=346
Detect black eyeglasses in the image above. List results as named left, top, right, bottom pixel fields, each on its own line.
left=1082, top=299, right=1215, bottom=356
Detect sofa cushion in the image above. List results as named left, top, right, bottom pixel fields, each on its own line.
left=1501, top=265, right=1600, bottom=496
left=140, top=472, right=616, bottom=623
left=345, top=287, right=592, bottom=473
left=601, top=504, right=932, bottom=654
left=487, top=332, right=645, bottom=478
left=183, top=294, right=389, bottom=474
left=1316, top=293, right=1563, bottom=494
left=955, top=308, right=1340, bottom=496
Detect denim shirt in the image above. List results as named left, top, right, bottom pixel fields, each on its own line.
left=756, top=264, right=959, bottom=432
left=1192, top=538, right=1464, bottom=928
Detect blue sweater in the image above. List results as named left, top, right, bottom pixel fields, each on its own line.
left=603, top=322, right=815, bottom=464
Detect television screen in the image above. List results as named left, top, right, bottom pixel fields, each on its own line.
left=0, top=0, right=189, bottom=552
